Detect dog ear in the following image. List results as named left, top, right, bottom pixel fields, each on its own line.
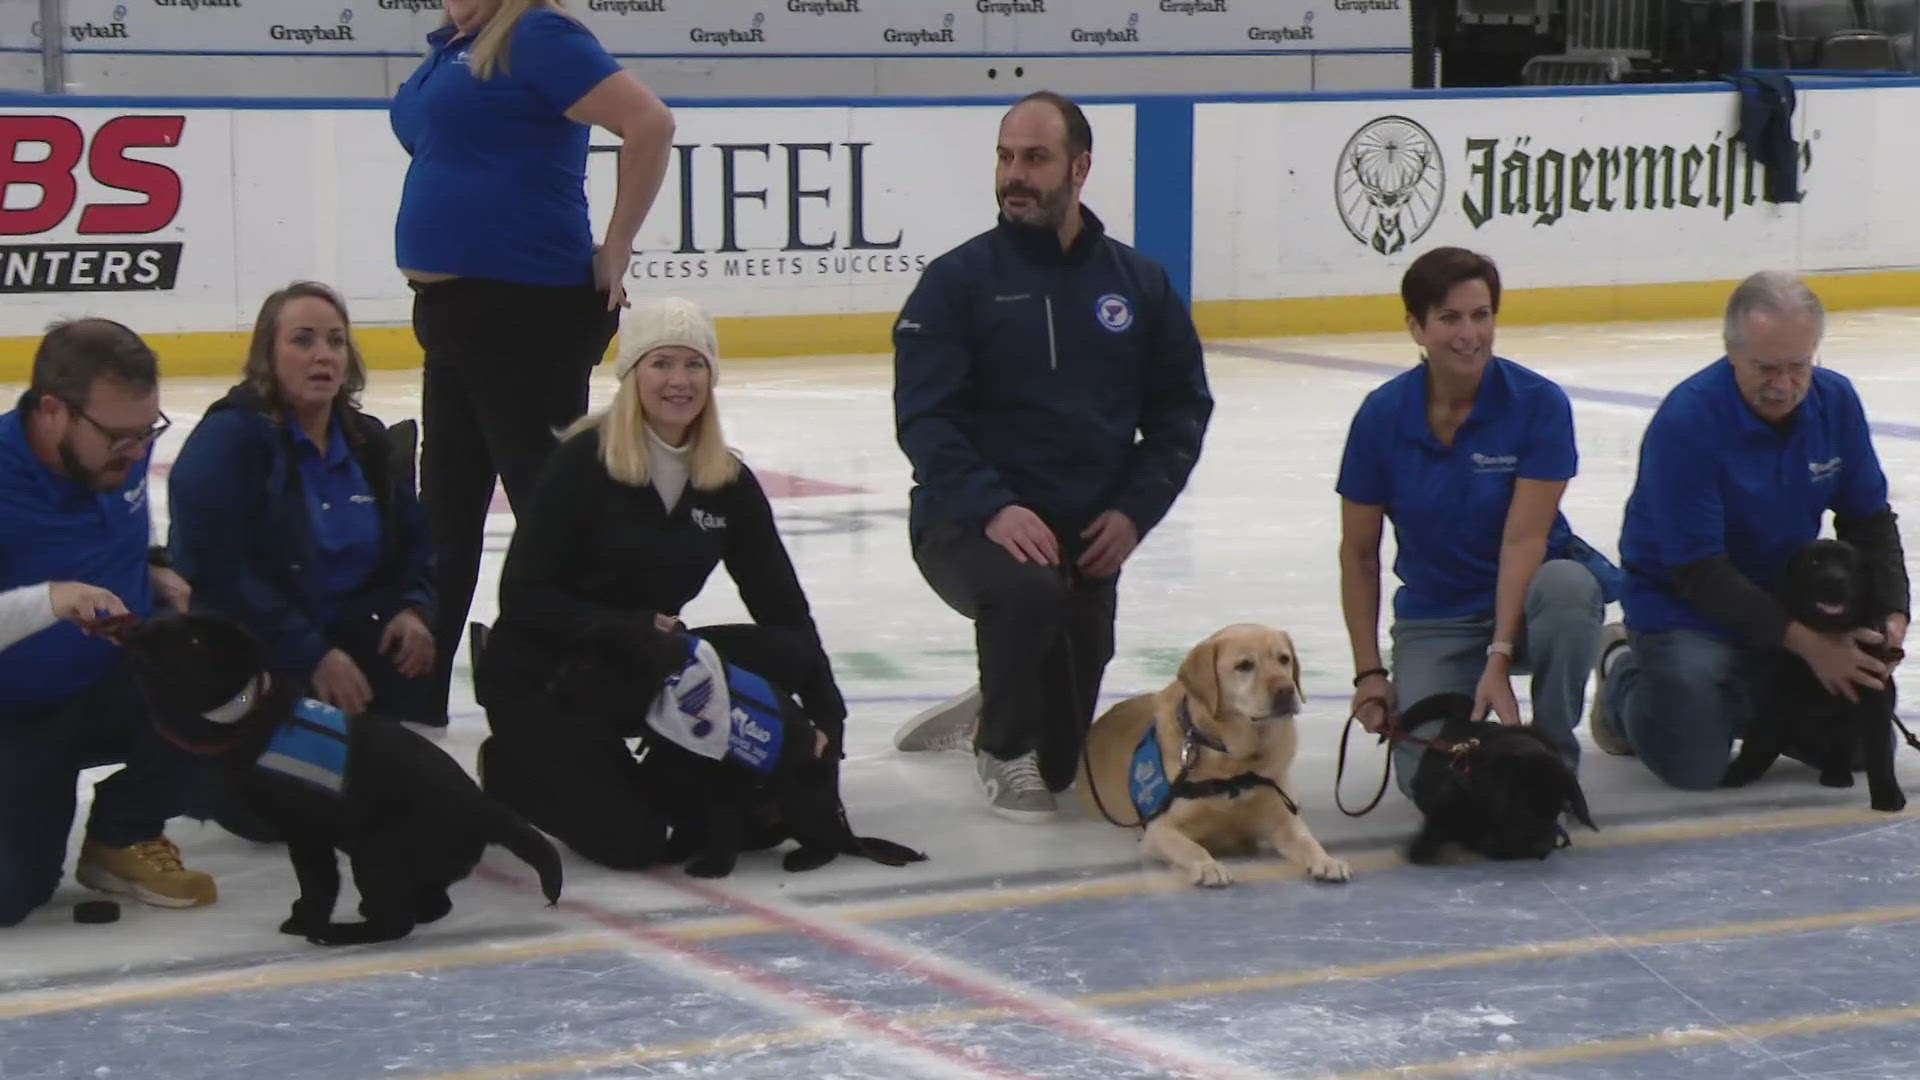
left=1280, top=631, right=1304, bottom=702
left=1562, top=769, right=1598, bottom=832
left=1177, top=637, right=1223, bottom=717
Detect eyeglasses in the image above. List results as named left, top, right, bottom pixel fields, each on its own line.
left=65, top=400, right=171, bottom=454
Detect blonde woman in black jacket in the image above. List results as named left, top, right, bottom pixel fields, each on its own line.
left=476, top=297, right=847, bottom=869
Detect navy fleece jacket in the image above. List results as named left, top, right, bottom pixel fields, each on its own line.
left=166, top=384, right=436, bottom=677
left=892, top=208, right=1213, bottom=546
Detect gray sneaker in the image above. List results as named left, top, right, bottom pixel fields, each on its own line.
left=1588, top=622, right=1635, bottom=756
left=893, top=686, right=982, bottom=752
left=975, top=749, right=1056, bottom=821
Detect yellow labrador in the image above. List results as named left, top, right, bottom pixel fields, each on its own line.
left=1076, top=624, right=1351, bottom=887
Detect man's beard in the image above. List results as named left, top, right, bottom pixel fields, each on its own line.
left=998, top=176, right=1073, bottom=229
left=60, top=436, right=128, bottom=492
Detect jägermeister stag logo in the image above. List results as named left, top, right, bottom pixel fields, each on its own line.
left=1335, top=116, right=1445, bottom=256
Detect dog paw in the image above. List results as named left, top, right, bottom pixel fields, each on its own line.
left=1308, top=855, right=1353, bottom=883
left=278, top=915, right=320, bottom=938
left=685, top=854, right=737, bottom=879
left=1821, top=770, right=1855, bottom=789
left=414, top=890, right=453, bottom=924
left=304, top=921, right=410, bottom=947
left=1872, top=791, right=1908, bottom=813
left=1188, top=861, right=1233, bottom=888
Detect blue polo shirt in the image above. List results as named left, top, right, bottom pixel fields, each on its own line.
left=290, top=418, right=382, bottom=626
left=1618, top=358, right=1889, bottom=640
left=1336, top=357, right=1579, bottom=620
left=390, top=9, right=623, bottom=288
left=0, top=407, right=154, bottom=716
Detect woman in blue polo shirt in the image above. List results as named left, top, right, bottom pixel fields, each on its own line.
left=391, top=0, right=676, bottom=727
left=168, top=282, right=438, bottom=728
left=1335, top=246, right=1615, bottom=777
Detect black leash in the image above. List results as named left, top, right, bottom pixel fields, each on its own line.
left=1894, top=712, right=1920, bottom=754
left=1333, top=706, right=1394, bottom=818
left=1333, top=691, right=1481, bottom=818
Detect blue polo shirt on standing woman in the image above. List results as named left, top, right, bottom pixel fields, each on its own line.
left=1336, top=356, right=1581, bottom=621
left=1618, top=357, right=1890, bottom=641
left=0, top=406, right=154, bottom=716
left=389, top=9, right=624, bottom=288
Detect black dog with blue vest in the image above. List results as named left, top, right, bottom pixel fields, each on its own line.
left=120, top=611, right=563, bottom=946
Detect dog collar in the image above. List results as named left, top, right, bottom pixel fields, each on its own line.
left=203, top=673, right=271, bottom=726
left=1176, top=697, right=1229, bottom=754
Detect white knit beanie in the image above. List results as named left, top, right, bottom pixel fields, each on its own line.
left=613, top=296, right=720, bottom=383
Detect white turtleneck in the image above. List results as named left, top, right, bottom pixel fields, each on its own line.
left=647, top=425, right=692, bottom=514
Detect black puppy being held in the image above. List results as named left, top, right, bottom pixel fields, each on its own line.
left=1722, top=538, right=1906, bottom=812
left=571, top=624, right=927, bottom=879
left=1398, top=692, right=1597, bottom=865
left=122, top=612, right=563, bottom=946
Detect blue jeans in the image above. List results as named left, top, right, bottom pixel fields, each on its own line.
left=1602, top=627, right=1766, bottom=791
left=0, top=662, right=210, bottom=926
left=1388, top=559, right=1604, bottom=795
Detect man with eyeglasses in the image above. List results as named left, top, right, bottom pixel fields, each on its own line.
left=0, top=318, right=215, bottom=927
left=1590, top=271, right=1910, bottom=790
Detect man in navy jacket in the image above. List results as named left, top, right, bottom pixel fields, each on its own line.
left=1593, top=271, right=1909, bottom=789
left=891, top=91, right=1213, bottom=820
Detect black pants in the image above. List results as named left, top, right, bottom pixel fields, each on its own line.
left=912, top=523, right=1119, bottom=791
left=320, top=599, right=434, bottom=725
left=411, top=277, right=619, bottom=723
left=0, top=663, right=210, bottom=926
left=479, top=623, right=845, bottom=870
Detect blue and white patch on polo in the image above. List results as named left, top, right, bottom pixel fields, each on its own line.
left=1095, top=293, right=1134, bottom=333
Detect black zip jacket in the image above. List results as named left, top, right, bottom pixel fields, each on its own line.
left=487, top=426, right=836, bottom=712
left=892, top=207, right=1213, bottom=546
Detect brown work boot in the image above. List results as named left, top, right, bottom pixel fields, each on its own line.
left=1588, top=623, right=1635, bottom=757
left=75, top=836, right=217, bottom=909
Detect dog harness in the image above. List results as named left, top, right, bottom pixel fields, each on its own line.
left=643, top=634, right=788, bottom=776
left=255, top=699, right=352, bottom=797
left=1120, top=698, right=1298, bottom=826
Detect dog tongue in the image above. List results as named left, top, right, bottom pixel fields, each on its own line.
left=1817, top=601, right=1846, bottom=616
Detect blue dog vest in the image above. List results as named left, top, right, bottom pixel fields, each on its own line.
left=1129, top=724, right=1171, bottom=822
left=720, top=661, right=787, bottom=775
left=648, top=634, right=789, bottom=776
left=256, top=699, right=351, bottom=796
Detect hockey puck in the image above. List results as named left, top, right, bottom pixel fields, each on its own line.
left=73, top=900, right=120, bottom=924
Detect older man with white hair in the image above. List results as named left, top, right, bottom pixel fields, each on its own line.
left=1590, top=271, right=1910, bottom=790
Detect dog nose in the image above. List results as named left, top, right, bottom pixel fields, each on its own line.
left=1273, top=687, right=1298, bottom=712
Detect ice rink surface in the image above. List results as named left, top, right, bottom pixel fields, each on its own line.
left=8, top=308, right=1920, bottom=1078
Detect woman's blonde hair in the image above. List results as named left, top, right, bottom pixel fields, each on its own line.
left=458, top=0, right=574, bottom=82
left=242, top=281, right=367, bottom=415
left=563, top=351, right=741, bottom=490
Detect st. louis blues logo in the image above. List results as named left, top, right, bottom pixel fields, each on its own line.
left=1095, top=293, right=1134, bottom=332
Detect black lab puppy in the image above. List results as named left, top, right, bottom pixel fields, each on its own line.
left=555, top=621, right=927, bottom=878
left=1398, top=692, right=1598, bottom=864
left=1723, top=538, right=1905, bottom=811
left=121, top=612, right=563, bottom=945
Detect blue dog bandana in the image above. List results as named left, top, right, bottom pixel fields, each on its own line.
left=256, top=699, right=351, bottom=796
